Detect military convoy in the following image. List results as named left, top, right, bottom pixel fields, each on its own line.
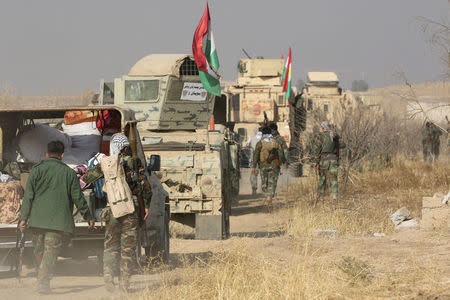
left=98, top=54, right=240, bottom=240
left=225, top=58, right=294, bottom=167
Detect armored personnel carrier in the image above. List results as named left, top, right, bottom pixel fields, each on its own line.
left=225, top=58, right=294, bottom=167
left=98, top=54, right=239, bottom=240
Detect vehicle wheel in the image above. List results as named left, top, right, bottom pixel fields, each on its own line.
left=144, top=206, right=170, bottom=264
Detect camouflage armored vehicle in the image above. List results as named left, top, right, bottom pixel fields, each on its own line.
left=290, top=72, right=357, bottom=176
left=0, top=104, right=169, bottom=274
left=225, top=57, right=295, bottom=167
left=98, top=54, right=239, bottom=240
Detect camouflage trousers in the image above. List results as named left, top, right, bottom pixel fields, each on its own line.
left=32, top=229, right=65, bottom=285
left=250, top=168, right=259, bottom=190
left=318, top=159, right=338, bottom=196
left=103, top=211, right=138, bottom=285
left=260, top=167, right=280, bottom=198
left=423, top=143, right=434, bottom=163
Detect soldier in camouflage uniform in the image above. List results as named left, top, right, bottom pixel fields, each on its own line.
left=422, top=121, right=442, bottom=163
left=269, top=123, right=289, bottom=165
left=86, top=133, right=152, bottom=292
left=314, top=121, right=341, bottom=201
left=252, top=127, right=283, bottom=208
left=18, top=141, right=94, bottom=294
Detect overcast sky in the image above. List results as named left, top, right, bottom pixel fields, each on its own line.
left=0, top=0, right=448, bottom=95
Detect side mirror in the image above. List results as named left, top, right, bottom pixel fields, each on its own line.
left=148, top=155, right=161, bottom=173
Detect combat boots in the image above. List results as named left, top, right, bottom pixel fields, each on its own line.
left=264, top=195, right=273, bottom=212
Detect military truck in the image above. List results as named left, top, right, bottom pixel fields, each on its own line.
left=289, top=72, right=357, bottom=176
left=225, top=58, right=295, bottom=167
left=98, top=54, right=239, bottom=240
left=0, top=105, right=169, bottom=274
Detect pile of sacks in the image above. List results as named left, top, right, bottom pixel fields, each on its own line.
left=17, top=111, right=102, bottom=167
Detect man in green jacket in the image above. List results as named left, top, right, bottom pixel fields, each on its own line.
left=19, top=141, right=95, bottom=294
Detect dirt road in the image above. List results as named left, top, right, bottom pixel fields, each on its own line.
left=0, top=191, right=449, bottom=299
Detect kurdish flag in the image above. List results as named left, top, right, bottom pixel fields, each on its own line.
left=282, top=47, right=292, bottom=99
left=192, top=2, right=221, bottom=96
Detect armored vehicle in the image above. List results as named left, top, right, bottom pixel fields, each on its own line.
left=225, top=58, right=294, bottom=167
left=98, top=54, right=239, bottom=240
left=0, top=104, right=169, bottom=274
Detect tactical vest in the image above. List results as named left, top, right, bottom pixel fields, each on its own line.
left=260, top=140, right=276, bottom=162
left=321, top=132, right=338, bottom=154
left=100, top=154, right=135, bottom=218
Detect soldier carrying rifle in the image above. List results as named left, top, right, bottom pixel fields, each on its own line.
left=251, top=126, right=283, bottom=209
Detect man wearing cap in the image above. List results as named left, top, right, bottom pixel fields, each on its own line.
left=85, top=133, right=152, bottom=291
left=314, top=121, right=341, bottom=201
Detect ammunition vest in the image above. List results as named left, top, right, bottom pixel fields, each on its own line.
left=100, top=154, right=135, bottom=218
left=320, top=132, right=338, bottom=155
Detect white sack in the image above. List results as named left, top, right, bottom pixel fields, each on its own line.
left=18, top=124, right=71, bottom=163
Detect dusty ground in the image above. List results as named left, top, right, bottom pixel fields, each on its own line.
left=0, top=191, right=449, bottom=300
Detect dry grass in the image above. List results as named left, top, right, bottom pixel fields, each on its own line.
left=133, top=241, right=448, bottom=299
left=134, top=157, right=450, bottom=299
left=282, top=157, right=450, bottom=237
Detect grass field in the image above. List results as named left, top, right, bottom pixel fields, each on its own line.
left=131, top=157, right=450, bottom=299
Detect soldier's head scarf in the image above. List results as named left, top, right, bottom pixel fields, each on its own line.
left=321, top=121, right=334, bottom=139
left=110, top=133, right=130, bottom=155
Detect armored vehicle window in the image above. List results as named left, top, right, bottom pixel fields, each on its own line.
left=324, top=104, right=328, bottom=112
left=125, top=80, right=159, bottom=102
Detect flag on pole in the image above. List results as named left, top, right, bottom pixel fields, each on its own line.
left=192, top=2, right=221, bottom=96
left=281, top=47, right=292, bottom=99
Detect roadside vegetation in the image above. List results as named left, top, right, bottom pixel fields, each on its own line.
left=133, top=155, right=450, bottom=299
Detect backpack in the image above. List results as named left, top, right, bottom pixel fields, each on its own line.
left=260, top=140, right=276, bottom=163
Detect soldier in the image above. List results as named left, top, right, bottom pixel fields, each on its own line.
left=314, top=121, right=341, bottom=202
left=85, top=133, right=152, bottom=292
left=252, top=126, right=283, bottom=208
left=18, top=141, right=95, bottom=294
left=247, top=129, right=262, bottom=195
left=269, top=123, right=289, bottom=165
left=422, top=121, right=442, bottom=163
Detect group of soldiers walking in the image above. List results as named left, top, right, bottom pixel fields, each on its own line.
left=18, top=134, right=151, bottom=294
left=249, top=120, right=341, bottom=208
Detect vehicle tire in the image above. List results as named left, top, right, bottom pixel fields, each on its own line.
left=144, top=205, right=170, bottom=264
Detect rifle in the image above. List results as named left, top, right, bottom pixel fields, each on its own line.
left=16, top=227, right=25, bottom=283
left=128, top=122, right=147, bottom=229
left=263, top=111, right=269, bottom=127
left=267, top=148, right=281, bottom=167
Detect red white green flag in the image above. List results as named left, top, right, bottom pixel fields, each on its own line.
left=281, top=47, right=292, bottom=99
left=192, top=2, right=221, bottom=96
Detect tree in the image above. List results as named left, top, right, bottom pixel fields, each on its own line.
left=296, top=79, right=305, bottom=92
left=351, top=80, right=369, bottom=92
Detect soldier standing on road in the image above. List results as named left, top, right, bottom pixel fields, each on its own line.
left=422, top=121, right=442, bottom=163
left=314, top=121, right=341, bottom=202
left=85, top=133, right=152, bottom=292
left=252, top=126, right=283, bottom=208
left=247, top=129, right=262, bottom=195
left=269, top=123, right=289, bottom=165
left=18, top=141, right=95, bottom=294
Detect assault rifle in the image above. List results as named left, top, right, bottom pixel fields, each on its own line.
left=267, top=148, right=281, bottom=167
left=16, top=227, right=25, bottom=282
